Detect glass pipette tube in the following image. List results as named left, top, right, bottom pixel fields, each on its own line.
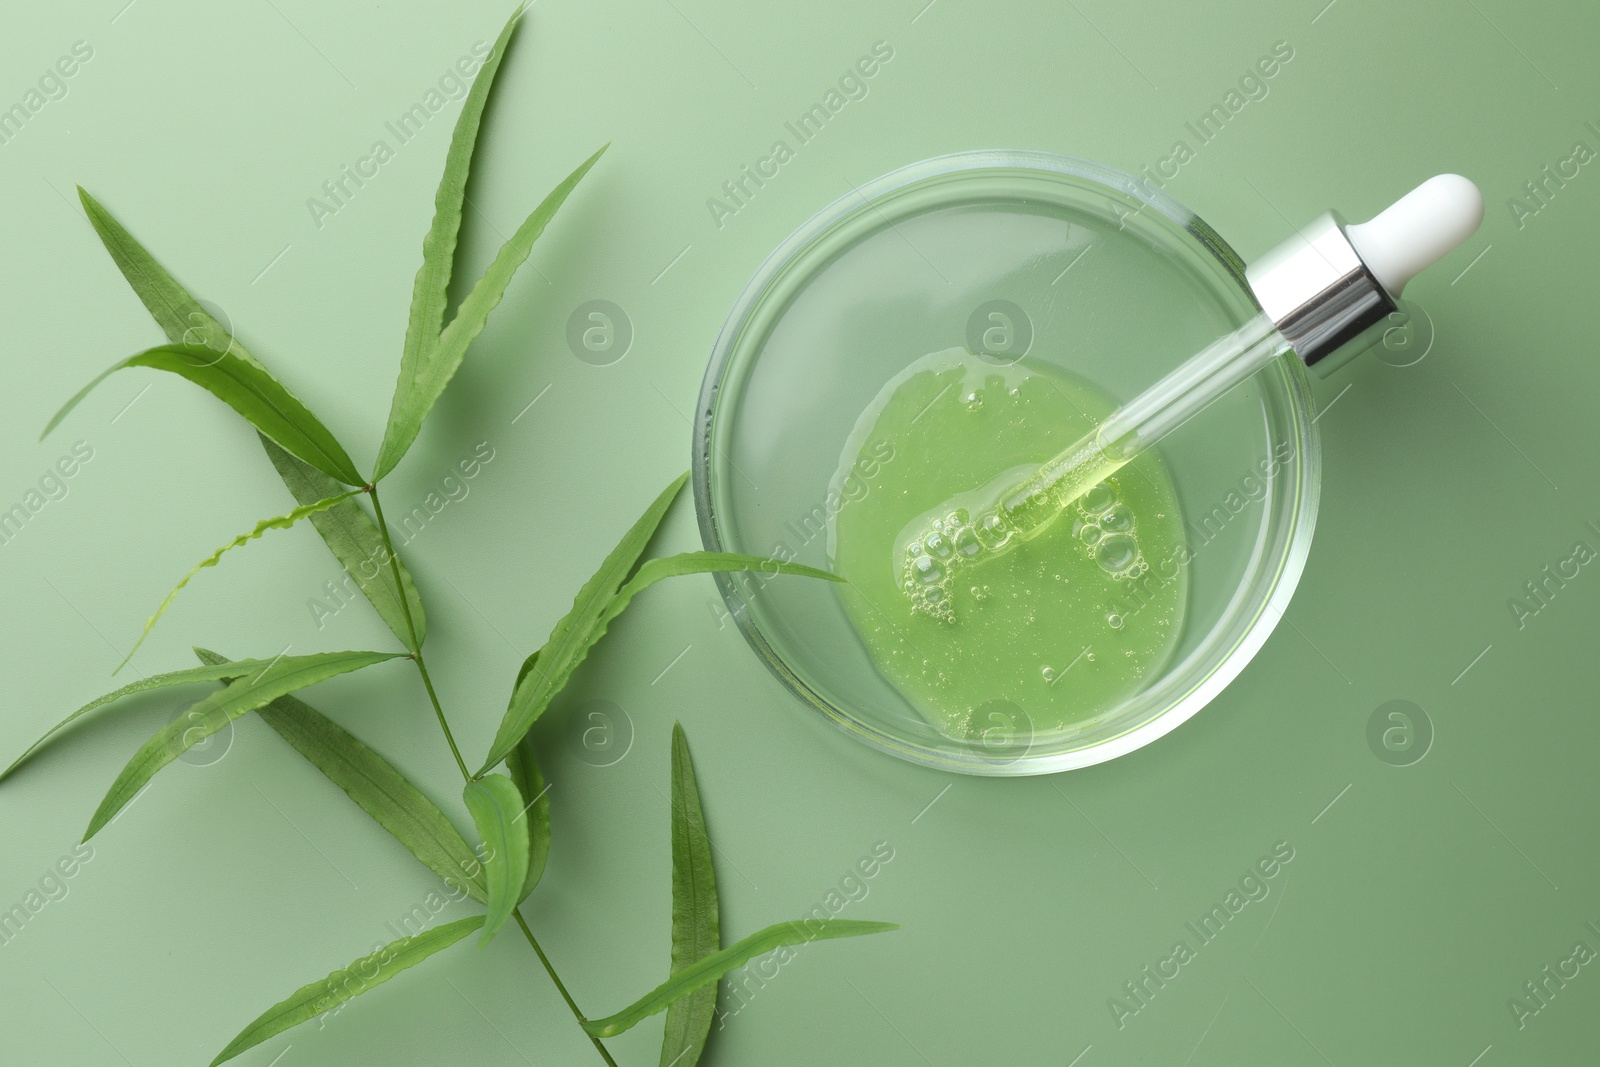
left=999, top=314, right=1290, bottom=533
left=898, top=315, right=1291, bottom=620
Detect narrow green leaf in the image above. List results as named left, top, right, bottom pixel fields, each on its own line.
left=72, top=190, right=360, bottom=489
left=117, top=491, right=360, bottom=672
left=397, top=7, right=524, bottom=410
left=462, top=774, right=527, bottom=948
left=44, top=344, right=363, bottom=485
left=209, top=915, right=484, bottom=1066
left=501, top=651, right=552, bottom=900
left=504, top=736, right=550, bottom=902
left=76, top=185, right=266, bottom=370
left=479, top=540, right=840, bottom=773
left=194, top=648, right=485, bottom=903
left=613, top=552, right=843, bottom=612
left=586, top=553, right=842, bottom=673
left=374, top=143, right=609, bottom=480
left=477, top=471, right=687, bottom=772
left=660, top=723, right=720, bottom=1067
left=85, top=651, right=406, bottom=840
left=260, top=435, right=426, bottom=651
left=586, top=919, right=900, bottom=1038
left=512, top=648, right=542, bottom=693
left=0, top=657, right=292, bottom=784
left=261, top=701, right=484, bottom=901
left=72, top=191, right=390, bottom=642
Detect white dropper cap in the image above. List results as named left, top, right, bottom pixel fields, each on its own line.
left=1344, top=174, right=1484, bottom=295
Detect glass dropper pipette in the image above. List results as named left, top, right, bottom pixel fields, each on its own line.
left=901, top=174, right=1485, bottom=619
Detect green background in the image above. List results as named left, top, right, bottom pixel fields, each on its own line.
left=2, top=0, right=1595, bottom=1063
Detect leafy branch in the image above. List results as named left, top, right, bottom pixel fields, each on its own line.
left=8, top=6, right=896, bottom=1067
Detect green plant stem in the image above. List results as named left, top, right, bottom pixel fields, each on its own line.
left=515, top=910, right=621, bottom=1067
left=369, top=486, right=471, bottom=780
left=415, top=653, right=469, bottom=776
left=369, top=482, right=617, bottom=1067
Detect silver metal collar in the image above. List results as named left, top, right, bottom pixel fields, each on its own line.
left=1245, top=212, right=1398, bottom=377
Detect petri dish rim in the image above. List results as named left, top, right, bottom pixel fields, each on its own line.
left=693, top=149, right=1321, bottom=775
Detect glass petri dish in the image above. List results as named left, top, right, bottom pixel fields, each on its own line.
left=693, top=151, right=1320, bottom=775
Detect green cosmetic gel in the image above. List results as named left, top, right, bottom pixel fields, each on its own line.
left=828, top=348, right=1189, bottom=744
